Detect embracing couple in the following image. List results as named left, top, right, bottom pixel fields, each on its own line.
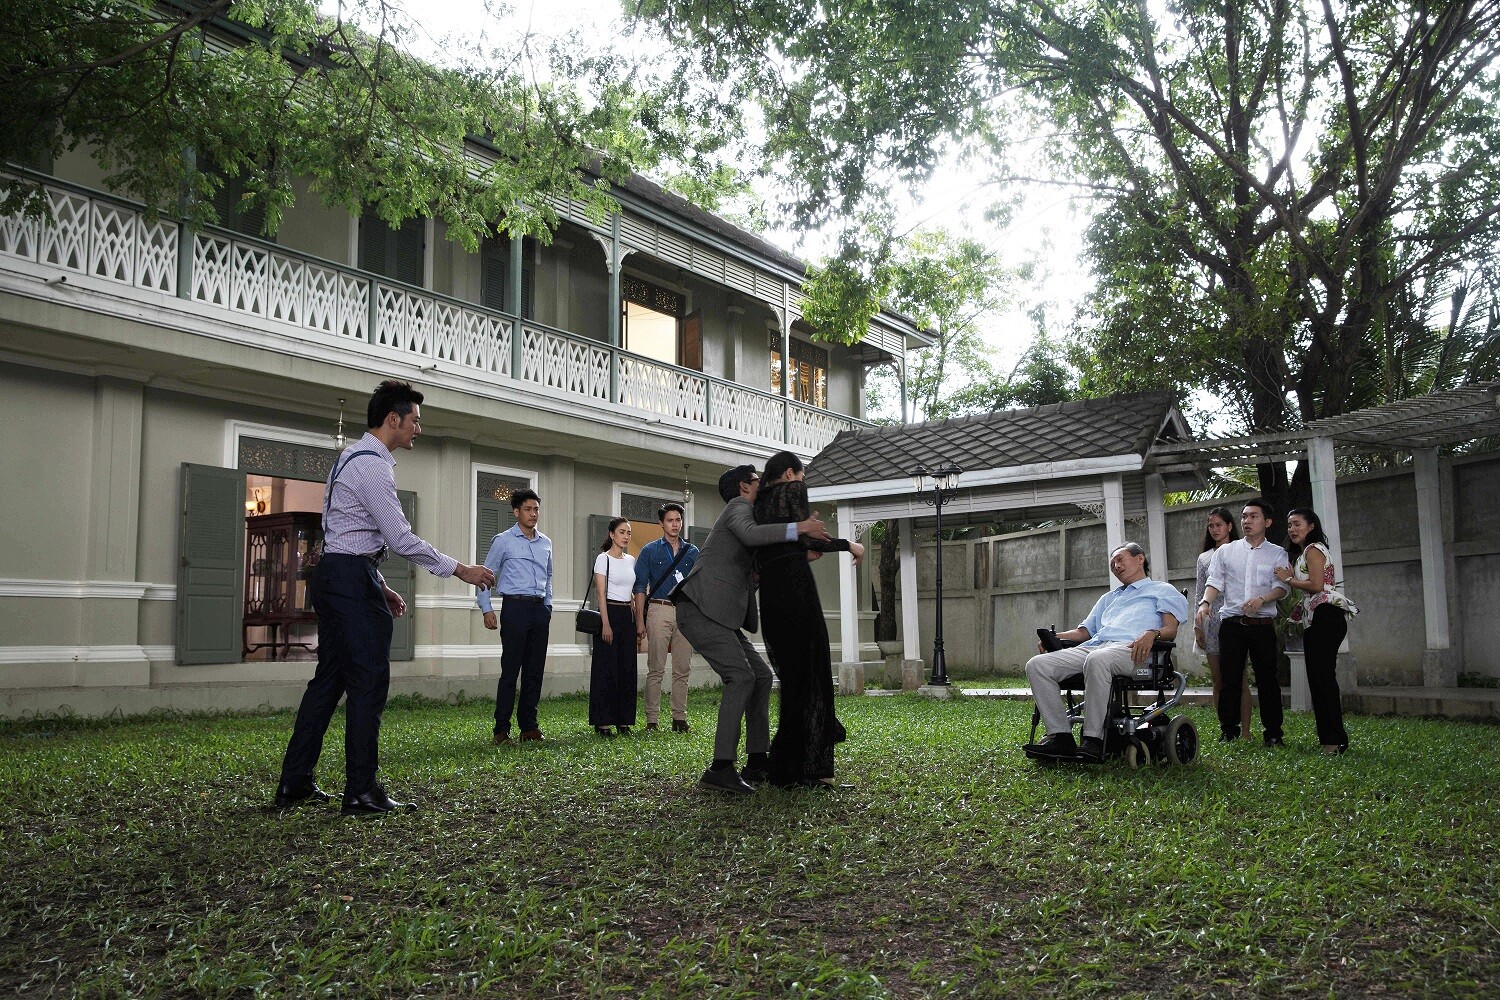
left=672, top=453, right=864, bottom=794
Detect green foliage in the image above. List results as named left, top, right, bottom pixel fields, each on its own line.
left=2, top=694, right=1498, bottom=995
left=0, top=0, right=738, bottom=249
left=639, top=0, right=1500, bottom=447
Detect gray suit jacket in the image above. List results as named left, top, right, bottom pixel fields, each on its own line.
left=675, top=496, right=789, bottom=633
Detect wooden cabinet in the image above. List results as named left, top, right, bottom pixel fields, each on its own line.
left=243, top=512, right=322, bottom=659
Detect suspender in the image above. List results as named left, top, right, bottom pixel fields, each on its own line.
left=324, top=449, right=381, bottom=516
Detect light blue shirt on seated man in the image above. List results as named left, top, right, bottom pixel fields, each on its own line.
left=1077, top=578, right=1189, bottom=646
left=476, top=523, right=554, bottom=613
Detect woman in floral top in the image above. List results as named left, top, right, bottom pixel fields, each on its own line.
left=1275, top=507, right=1352, bottom=754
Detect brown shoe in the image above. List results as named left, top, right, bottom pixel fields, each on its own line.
left=672, top=718, right=690, bottom=733
left=493, top=731, right=511, bottom=745
left=519, top=729, right=544, bottom=742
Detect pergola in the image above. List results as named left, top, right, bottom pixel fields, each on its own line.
left=808, top=381, right=1500, bottom=690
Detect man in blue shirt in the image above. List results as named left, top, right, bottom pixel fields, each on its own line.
left=1025, top=542, right=1188, bottom=762
left=632, top=502, right=700, bottom=732
left=477, top=488, right=553, bottom=744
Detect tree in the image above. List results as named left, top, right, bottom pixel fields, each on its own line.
left=1, top=0, right=738, bottom=247
left=636, top=0, right=1500, bottom=508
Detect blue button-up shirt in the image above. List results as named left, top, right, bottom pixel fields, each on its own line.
left=476, top=524, right=553, bottom=612
left=632, top=536, right=700, bottom=600
left=1078, top=578, right=1189, bottom=647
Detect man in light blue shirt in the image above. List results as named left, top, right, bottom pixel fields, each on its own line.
left=477, top=488, right=553, bottom=743
left=1025, top=542, right=1188, bottom=762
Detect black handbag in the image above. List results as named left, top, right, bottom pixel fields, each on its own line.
left=575, top=556, right=607, bottom=635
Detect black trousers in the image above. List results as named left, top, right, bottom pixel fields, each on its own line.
left=495, top=599, right=551, bottom=735
left=589, top=603, right=638, bottom=727
left=279, top=554, right=393, bottom=798
left=1302, top=604, right=1350, bottom=747
left=1217, top=617, right=1282, bottom=740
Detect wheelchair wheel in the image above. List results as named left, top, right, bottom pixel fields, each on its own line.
left=1164, top=715, right=1198, bottom=765
left=1124, top=741, right=1151, bottom=768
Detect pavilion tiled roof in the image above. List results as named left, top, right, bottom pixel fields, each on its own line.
left=806, top=392, right=1185, bottom=488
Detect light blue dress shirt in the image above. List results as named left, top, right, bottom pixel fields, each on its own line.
left=1077, top=578, right=1189, bottom=646
left=476, top=524, right=553, bottom=612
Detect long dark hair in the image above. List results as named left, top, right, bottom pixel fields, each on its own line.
left=762, top=450, right=803, bottom=485
left=1284, top=507, right=1328, bottom=559
left=1200, top=506, right=1240, bottom=552
left=600, top=516, right=629, bottom=552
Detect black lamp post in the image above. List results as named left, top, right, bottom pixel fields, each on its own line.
left=911, top=463, right=962, bottom=686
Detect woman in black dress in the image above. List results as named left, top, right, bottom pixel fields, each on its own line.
left=752, top=451, right=864, bottom=788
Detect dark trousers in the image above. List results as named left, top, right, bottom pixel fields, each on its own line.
left=495, top=599, right=550, bottom=735
left=1303, top=604, right=1350, bottom=747
left=1217, top=617, right=1282, bottom=740
left=588, top=603, right=638, bottom=727
left=279, top=554, right=393, bottom=799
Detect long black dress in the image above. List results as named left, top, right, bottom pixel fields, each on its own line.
left=753, top=480, right=849, bottom=785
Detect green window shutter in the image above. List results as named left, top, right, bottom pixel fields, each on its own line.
left=385, top=489, right=419, bottom=662
left=358, top=211, right=387, bottom=276
left=582, top=514, right=614, bottom=596
left=689, top=525, right=712, bottom=548
left=392, top=220, right=425, bottom=286
left=480, top=236, right=509, bottom=311
left=476, top=498, right=511, bottom=563
left=175, top=463, right=247, bottom=665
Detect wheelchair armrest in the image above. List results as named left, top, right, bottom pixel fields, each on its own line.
left=1037, top=627, right=1082, bottom=652
left=1151, top=639, right=1176, bottom=652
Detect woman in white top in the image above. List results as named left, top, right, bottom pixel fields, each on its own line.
left=1194, top=507, right=1253, bottom=740
left=1275, top=507, right=1354, bottom=754
left=589, top=517, right=639, bottom=736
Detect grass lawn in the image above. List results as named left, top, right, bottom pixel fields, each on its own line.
left=2, top=692, right=1496, bottom=998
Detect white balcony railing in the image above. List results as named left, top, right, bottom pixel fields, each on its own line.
left=0, top=177, right=869, bottom=452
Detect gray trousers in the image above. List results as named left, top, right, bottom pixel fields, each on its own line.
left=1025, top=642, right=1137, bottom=741
left=674, top=596, right=771, bottom=761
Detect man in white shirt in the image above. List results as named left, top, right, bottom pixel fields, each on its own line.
left=1195, top=499, right=1290, bottom=745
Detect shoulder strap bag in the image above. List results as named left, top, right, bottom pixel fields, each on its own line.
left=575, top=555, right=607, bottom=635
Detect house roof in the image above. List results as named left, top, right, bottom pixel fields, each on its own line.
left=806, top=392, right=1187, bottom=489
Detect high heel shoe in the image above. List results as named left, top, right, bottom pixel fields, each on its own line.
left=595, top=726, right=615, bottom=738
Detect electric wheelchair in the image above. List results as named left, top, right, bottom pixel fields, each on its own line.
left=1023, top=627, right=1199, bottom=767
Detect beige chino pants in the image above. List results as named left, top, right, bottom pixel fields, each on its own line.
left=644, top=601, right=693, bottom=723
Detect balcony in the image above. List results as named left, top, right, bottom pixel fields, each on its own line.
left=0, top=176, right=871, bottom=454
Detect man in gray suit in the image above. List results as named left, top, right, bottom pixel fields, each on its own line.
left=675, top=463, right=830, bottom=794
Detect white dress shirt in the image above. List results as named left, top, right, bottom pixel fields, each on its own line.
left=1205, top=537, right=1289, bottom=618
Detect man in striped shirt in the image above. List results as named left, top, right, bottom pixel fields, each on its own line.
left=274, top=380, right=495, bottom=816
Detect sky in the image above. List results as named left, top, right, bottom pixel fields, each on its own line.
left=346, top=0, right=1094, bottom=402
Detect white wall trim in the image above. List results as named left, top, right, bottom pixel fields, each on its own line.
left=225, top=418, right=339, bottom=469
left=0, top=644, right=151, bottom=665
left=0, top=578, right=177, bottom=600
left=807, top=454, right=1146, bottom=503
left=414, top=595, right=583, bottom=612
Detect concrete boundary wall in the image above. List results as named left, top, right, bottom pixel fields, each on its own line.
left=909, top=451, right=1500, bottom=685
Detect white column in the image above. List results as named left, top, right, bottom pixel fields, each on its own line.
left=1144, top=472, right=1168, bottom=581
left=1414, top=447, right=1454, bottom=686
left=1308, top=434, right=1356, bottom=685
left=1103, top=474, right=1125, bottom=584
left=838, top=502, right=860, bottom=664
left=899, top=518, right=921, bottom=661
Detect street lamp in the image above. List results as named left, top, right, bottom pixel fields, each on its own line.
left=910, top=463, right=962, bottom=686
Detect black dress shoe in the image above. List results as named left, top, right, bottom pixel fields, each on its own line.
left=1025, top=732, right=1077, bottom=758
left=1263, top=735, right=1285, bottom=747
left=740, top=766, right=769, bottom=785
left=672, top=718, right=691, bottom=733
left=1075, top=736, right=1105, bottom=763
left=698, top=766, right=755, bottom=795
left=340, top=784, right=417, bottom=816
left=1218, top=731, right=1239, bottom=743
left=273, top=779, right=331, bottom=808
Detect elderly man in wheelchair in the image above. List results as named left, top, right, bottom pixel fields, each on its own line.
left=1023, top=542, right=1190, bottom=764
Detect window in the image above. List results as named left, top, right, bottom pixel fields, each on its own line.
left=359, top=208, right=424, bottom=286
left=208, top=169, right=269, bottom=240
left=622, top=275, right=699, bottom=369
left=771, top=335, right=829, bottom=408
left=475, top=470, right=536, bottom=562
left=480, top=234, right=535, bottom=317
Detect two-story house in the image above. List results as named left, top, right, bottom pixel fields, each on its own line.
left=0, top=118, right=926, bottom=718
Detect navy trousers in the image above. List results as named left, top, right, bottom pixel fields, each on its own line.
left=495, top=599, right=551, bottom=735
left=279, top=554, right=393, bottom=799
